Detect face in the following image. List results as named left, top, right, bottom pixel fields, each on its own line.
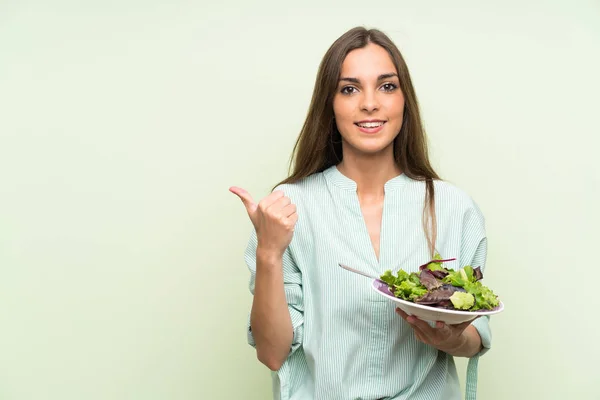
left=333, top=43, right=405, bottom=158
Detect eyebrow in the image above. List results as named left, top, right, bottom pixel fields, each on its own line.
left=339, top=73, right=399, bottom=83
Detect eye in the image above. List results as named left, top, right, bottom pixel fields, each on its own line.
left=340, top=86, right=358, bottom=95
left=381, top=83, right=398, bottom=92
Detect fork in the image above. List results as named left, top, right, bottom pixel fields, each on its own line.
left=338, top=263, right=384, bottom=282
left=338, top=257, right=457, bottom=282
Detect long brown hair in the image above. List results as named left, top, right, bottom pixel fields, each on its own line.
left=276, top=27, right=440, bottom=257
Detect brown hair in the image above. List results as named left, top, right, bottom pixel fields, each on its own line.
left=276, top=27, right=440, bottom=256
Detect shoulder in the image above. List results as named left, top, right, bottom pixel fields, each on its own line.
left=434, top=179, right=485, bottom=226
left=434, top=180, right=479, bottom=207
left=405, top=178, right=484, bottom=221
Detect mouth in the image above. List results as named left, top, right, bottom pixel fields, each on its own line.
left=354, top=120, right=387, bottom=134
left=354, top=120, right=386, bottom=128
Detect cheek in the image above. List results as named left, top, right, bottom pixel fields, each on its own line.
left=333, top=98, right=354, bottom=123
left=385, top=97, right=405, bottom=133
left=388, top=96, right=405, bottom=118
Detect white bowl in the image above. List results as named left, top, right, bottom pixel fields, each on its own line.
left=371, top=279, right=504, bottom=325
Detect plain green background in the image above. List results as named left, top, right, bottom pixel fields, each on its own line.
left=1, top=1, right=598, bottom=399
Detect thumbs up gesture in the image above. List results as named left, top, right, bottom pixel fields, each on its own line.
left=229, top=186, right=298, bottom=258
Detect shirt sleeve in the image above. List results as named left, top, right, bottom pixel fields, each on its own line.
left=244, top=229, right=304, bottom=355
left=460, top=204, right=492, bottom=356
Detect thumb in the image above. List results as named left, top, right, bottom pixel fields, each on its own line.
left=229, top=186, right=258, bottom=216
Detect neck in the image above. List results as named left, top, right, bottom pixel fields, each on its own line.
left=337, top=146, right=401, bottom=197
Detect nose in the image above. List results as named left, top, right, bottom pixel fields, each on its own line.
left=360, top=90, right=380, bottom=113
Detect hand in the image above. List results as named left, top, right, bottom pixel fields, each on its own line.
left=229, top=186, right=298, bottom=258
left=395, top=308, right=477, bottom=354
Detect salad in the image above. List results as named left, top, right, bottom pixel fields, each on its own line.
left=379, top=254, right=500, bottom=311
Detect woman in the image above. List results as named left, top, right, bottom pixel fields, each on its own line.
left=230, top=26, right=492, bottom=400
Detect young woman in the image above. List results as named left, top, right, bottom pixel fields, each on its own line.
left=230, top=26, right=492, bottom=400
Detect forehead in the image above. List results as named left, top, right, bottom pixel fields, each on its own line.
left=340, top=43, right=397, bottom=78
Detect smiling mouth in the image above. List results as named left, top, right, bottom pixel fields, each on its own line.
left=355, top=121, right=386, bottom=128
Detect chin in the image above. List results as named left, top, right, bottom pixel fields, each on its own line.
left=344, top=138, right=396, bottom=156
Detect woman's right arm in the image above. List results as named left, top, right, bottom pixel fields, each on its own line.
left=250, top=248, right=294, bottom=370
left=230, top=186, right=301, bottom=371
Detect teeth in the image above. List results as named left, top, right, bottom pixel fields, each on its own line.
left=358, top=122, right=384, bottom=128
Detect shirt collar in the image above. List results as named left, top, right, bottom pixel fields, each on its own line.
left=323, top=165, right=410, bottom=193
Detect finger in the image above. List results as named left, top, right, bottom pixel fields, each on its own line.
left=407, top=316, right=432, bottom=331
left=229, top=186, right=257, bottom=214
left=406, top=316, right=437, bottom=342
left=395, top=309, right=421, bottom=330
left=282, top=203, right=297, bottom=218
left=414, top=330, right=425, bottom=343
left=452, top=319, right=475, bottom=333
left=434, top=321, right=453, bottom=337
left=442, top=317, right=477, bottom=333
left=288, top=213, right=299, bottom=225
left=261, top=190, right=286, bottom=209
left=268, top=195, right=292, bottom=212
left=258, top=191, right=287, bottom=213
left=396, top=309, right=423, bottom=336
left=409, top=323, right=430, bottom=344
left=395, top=308, right=409, bottom=321
left=395, top=308, right=435, bottom=340
left=396, top=309, right=425, bottom=331
left=396, top=312, right=434, bottom=345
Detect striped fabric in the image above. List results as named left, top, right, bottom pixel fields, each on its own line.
left=244, top=166, right=492, bottom=400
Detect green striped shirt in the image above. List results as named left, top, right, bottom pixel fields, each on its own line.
left=244, top=166, right=492, bottom=400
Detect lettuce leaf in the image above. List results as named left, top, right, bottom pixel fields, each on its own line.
left=381, top=268, right=428, bottom=301
left=381, top=269, right=409, bottom=286
left=424, top=252, right=447, bottom=272
left=381, top=260, right=500, bottom=311
left=393, top=280, right=428, bottom=301
left=450, top=292, right=475, bottom=310
left=463, top=280, right=500, bottom=310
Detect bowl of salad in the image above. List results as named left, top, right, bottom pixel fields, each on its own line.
left=372, top=256, right=504, bottom=325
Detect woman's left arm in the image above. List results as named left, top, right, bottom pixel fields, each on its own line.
left=396, top=201, right=493, bottom=358
left=395, top=309, right=482, bottom=357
